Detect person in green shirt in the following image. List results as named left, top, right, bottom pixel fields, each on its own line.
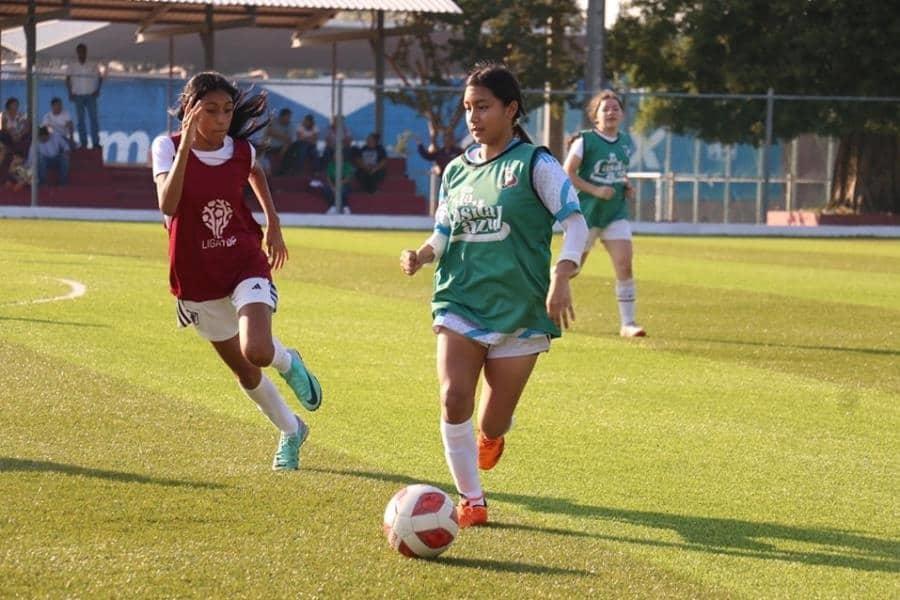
left=400, top=63, right=588, bottom=529
left=563, top=90, right=646, bottom=338
left=317, top=155, right=354, bottom=214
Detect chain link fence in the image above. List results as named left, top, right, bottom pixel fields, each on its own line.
left=1, top=70, right=896, bottom=222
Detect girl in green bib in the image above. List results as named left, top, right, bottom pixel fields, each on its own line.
left=400, top=64, right=589, bottom=528
left=563, top=90, right=646, bottom=338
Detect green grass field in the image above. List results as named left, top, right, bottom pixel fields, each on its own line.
left=1, top=220, right=897, bottom=598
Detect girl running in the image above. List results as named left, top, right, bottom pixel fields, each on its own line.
left=563, top=90, right=646, bottom=337
left=152, top=72, right=322, bottom=471
left=400, top=63, right=589, bottom=528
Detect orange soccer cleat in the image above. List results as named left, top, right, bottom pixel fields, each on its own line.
left=456, top=498, right=488, bottom=528
left=477, top=433, right=505, bottom=470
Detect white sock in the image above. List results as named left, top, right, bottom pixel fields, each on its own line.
left=440, top=418, right=483, bottom=503
left=615, top=278, right=637, bottom=326
left=242, top=376, right=300, bottom=434
left=269, top=337, right=292, bottom=374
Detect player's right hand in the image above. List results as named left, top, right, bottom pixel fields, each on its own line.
left=400, top=249, right=420, bottom=276
left=594, top=185, right=615, bottom=200
left=181, top=99, right=204, bottom=146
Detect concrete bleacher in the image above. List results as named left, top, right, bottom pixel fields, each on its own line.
left=0, top=149, right=428, bottom=215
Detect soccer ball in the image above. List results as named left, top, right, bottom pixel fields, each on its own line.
left=383, top=484, right=459, bottom=558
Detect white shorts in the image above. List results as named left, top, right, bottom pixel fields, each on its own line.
left=433, top=311, right=550, bottom=359
left=585, top=219, right=632, bottom=251
left=175, top=277, right=278, bottom=342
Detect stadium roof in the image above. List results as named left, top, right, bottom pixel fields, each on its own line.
left=0, top=0, right=462, bottom=33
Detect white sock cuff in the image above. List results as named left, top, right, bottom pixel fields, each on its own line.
left=441, top=419, right=474, bottom=439
left=269, top=337, right=293, bottom=374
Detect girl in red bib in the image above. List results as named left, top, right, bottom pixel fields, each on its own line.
left=152, top=72, right=322, bottom=471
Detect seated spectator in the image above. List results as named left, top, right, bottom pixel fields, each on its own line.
left=356, top=132, right=387, bottom=194
left=41, top=97, right=76, bottom=150
left=315, top=152, right=355, bottom=215
left=321, top=115, right=354, bottom=169
left=262, top=108, right=293, bottom=175
left=4, top=153, right=31, bottom=192
left=294, top=114, right=320, bottom=175
left=0, top=97, right=31, bottom=156
left=417, top=129, right=463, bottom=176
left=35, top=126, right=70, bottom=186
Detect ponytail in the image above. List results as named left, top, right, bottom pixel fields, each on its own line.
left=513, top=123, right=533, bottom=144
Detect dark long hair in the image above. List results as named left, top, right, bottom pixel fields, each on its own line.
left=173, top=72, right=269, bottom=140
left=464, top=62, right=533, bottom=144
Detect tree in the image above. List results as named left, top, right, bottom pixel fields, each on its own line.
left=606, top=0, right=900, bottom=214
left=384, top=0, right=582, bottom=155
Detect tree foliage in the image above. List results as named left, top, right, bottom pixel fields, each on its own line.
left=606, top=0, right=900, bottom=142
left=605, top=0, right=900, bottom=212
left=384, top=0, right=582, bottom=144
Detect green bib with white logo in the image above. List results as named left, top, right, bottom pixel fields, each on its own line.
left=433, top=141, right=560, bottom=338
left=576, top=130, right=632, bottom=229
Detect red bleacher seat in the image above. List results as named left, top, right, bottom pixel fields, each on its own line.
left=0, top=149, right=426, bottom=215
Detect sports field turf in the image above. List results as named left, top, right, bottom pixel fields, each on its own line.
left=1, top=220, right=897, bottom=598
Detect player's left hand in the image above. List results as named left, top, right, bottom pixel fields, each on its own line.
left=264, top=225, right=289, bottom=270
left=546, top=271, right=575, bottom=330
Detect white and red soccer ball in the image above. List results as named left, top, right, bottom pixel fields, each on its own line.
left=383, top=484, right=458, bottom=558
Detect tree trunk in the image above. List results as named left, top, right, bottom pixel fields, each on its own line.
left=827, top=133, right=900, bottom=214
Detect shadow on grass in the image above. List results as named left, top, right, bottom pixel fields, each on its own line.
left=435, top=555, right=591, bottom=576
left=0, top=316, right=109, bottom=328
left=312, top=467, right=900, bottom=573
left=679, top=336, right=900, bottom=358
left=0, top=457, right=225, bottom=489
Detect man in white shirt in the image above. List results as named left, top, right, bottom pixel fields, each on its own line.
left=65, top=43, right=102, bottom=149
left=41, top=97, right=75, bottom=149
left=34, top=126, right=70, bottom=186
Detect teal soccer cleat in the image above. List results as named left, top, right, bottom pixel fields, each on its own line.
left=272, top=417, right=309, bottom=471
left=279, top=349, right=323, bottom=411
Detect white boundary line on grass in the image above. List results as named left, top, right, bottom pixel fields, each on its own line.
left=1, top=206, right=899, bottom=238
left=9, top=278, right=87, bottom=306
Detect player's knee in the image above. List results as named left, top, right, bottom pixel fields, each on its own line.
left=242, top=341, right=274, bottom=368
left=440, top=384, right=471, bottom=415
left=616, top=261, right=633, bottom=279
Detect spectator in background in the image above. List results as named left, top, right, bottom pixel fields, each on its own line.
left=315, top=150, right=354, bottom=215
left=35, top=126, right=70, bottom=186
left=294, top=114, right=320, bottom=175
left=3, top=153, right=31, bottom=192
left=417, top=129, right=463, bottom=177
left=0, top=97, right=31, bottom=156
left=41, top=97, right=76, bottom=150
left=263, top=108, right=293, bottom=175
left=356, top=132, right=387, bottom=194
left=65, top=43, right=103, bottom=149
left=321, top=115, right=354, bottom=170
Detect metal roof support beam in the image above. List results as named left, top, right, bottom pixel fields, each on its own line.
left=374, top=10, right=385, bottom=138
left=136, top=5, right=172, bottom=33
left=201, top=3, right=214, bottom=71
left=135, top=15, right=256, bottom=43
left=291, top=23, right=425, bottom=47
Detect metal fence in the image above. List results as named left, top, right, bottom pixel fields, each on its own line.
left=0, top=69, right=897, bottom=223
